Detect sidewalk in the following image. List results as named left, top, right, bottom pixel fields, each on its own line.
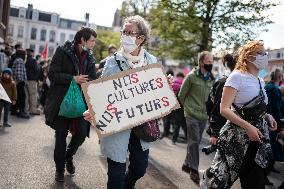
left=148, top=125, right=284, bottom=189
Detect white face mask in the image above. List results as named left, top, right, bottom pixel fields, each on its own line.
left=251, top=54, right=268, bottom=70
left=121, top=35, right=138, bottom=53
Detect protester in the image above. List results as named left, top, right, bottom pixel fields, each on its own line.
left=25, top=48, right=41, bottom=115
left=161, top=69, right=175, bottom=138
left=264, top=69, right=284, bottom=184
left=202, top=53, right=236, bottom=155
left=84, top=15, right=173, bottom=189
left=39, top=58, right=51, bottom=107
left=172, top=72, right=187, bottom=144
left=9, top=43, right=22, bottom=68
left=44, top=27, right=97, bottom=182
left=0, top=45, right=12, bottom=73
left=201, top=40, right=277, bottom=189
left=97, top=44, right=117, bottom=78
left=0, top=68, right=17, bottom=127
left=178, top=51, right=214, bottom=184
left=11, top=49, right=29, bottom=119
left=276, top=130, right=284, bottom=189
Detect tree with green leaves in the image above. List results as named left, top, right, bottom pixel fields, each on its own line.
left=93, top=29, right=121, bottom=61
left=122, top=0, right=278, bottom=62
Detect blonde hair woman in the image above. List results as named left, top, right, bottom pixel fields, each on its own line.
left=201, top=41, right=277, bottom=189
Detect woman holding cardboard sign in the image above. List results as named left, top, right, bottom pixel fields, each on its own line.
left=84, top=15, right=172, bottom=189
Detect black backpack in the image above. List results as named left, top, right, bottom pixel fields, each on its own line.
left=206, top=76, right=227, bottom=126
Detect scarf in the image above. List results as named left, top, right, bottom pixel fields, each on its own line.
left=74, top=45, right=88, bottom=74
left=121, top=48, right=147, bottom=68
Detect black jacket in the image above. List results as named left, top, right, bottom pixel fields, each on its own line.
left=26, top=56, right=40, bottom=81
left=44, top=41, right=97, bottom=129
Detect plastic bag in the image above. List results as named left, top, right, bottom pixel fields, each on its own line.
left=59, top=79, right=86, bottom=118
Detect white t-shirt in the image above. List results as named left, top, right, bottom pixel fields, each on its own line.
left=224, top=70, right=268, bottom=107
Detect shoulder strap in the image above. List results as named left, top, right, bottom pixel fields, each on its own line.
left=114, top=53, right=123, bottom=71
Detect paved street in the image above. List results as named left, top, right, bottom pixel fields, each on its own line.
left=0, top=115, right=283, bottom=189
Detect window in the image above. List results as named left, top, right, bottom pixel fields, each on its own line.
left=60, top=20, right=68, bottom=28
left=60, top=33, right=66, bottom=44
left=277, top=52, right=281, bottom=58
left=40, top=29, right=46, bottom=41
left=71, top=22, right=82, bottom=30
left=10, top=7, right=19, bottom=17
left=49, top=30, right=56, bottom=42
left=48, top=47, right=54, bottom=57
left=18, top=26, right=24, bottom=38
left=69, top=34, right=74, bottom=41
left=29, top=44, right=35, bottom=51
left=31, top=28, right=37, bottom=40
left=19, top=9, right=25, bottom=18
left=39, top=45, right=45, bottom=54
left=38, top=12, right=51, bottom=22
left=7, top=25, right=14, bottom=36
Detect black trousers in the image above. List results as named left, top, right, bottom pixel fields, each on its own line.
left=239, top=142, right=266, bottom=189
left=16, top=81, right=26, bottom=111
left=0, top=100, right=11, bottom=123
left=107, top=131, right=149, bottom=189
left=54, top=117, right=88, bottom=172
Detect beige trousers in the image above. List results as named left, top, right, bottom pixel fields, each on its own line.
left=25, top=80, right=39, bottom=113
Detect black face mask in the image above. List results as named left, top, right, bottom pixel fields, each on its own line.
left=203, top=64, right=213, bottom=72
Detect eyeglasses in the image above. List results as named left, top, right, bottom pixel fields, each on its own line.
left=120, top=30, right=139, bottom=37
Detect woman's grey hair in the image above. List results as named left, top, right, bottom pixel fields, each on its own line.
left=124, top=15, right=151, bottom=45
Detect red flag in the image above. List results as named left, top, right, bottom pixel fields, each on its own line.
left=42, top=44, right=48, bottom=60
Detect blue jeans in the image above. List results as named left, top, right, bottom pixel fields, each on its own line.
left=107, top=131, right=149, bottom=189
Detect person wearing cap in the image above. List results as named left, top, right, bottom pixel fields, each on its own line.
left=0, top=68, right=17, bottom=127
left=25, top=48, right=41, bottom=115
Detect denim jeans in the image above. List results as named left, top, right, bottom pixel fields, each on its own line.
left=107, top=131, right=149, bottom=189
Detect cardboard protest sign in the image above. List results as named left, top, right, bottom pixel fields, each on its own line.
left=0, top=83, right=11, bottom=103
left=82, top=63, right=180, bottom=138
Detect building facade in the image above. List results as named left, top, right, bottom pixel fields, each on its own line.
left=7, top=4, right=97, bottom=57
left=268, top=48, right=284, bottom=72
left=0, top=0, right=10, bottom=47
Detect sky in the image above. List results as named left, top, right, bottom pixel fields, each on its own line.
left=10, top=0, right=284, bottom=50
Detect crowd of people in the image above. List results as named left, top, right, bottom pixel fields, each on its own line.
left=0, top=14, right=284, bottom=189
left=0, top=44, right=51, bottom=126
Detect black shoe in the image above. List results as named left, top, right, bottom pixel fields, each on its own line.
left=202, top=145, right=217, bottom=155
left=55, top=171, right=64, bottom=182
left=18, top=112, right=30, bottom=119
left=190, top=169, right=200, bottom=184
left=3, top=123, right=11, bottom=127
left=66, top=159, right=75, bottom=175
left=30, top=112, right=40, bottom=115
left=182, top=164, right=191, bottom=174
